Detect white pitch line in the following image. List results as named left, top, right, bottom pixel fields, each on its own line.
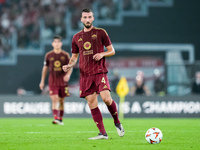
left=1, top=130, right=141, bottom=135
left=5, top=124, right=49, bottom=128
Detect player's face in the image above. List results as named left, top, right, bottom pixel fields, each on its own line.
left=81, top=12, right=94, bottom=29
left=52, top=39, right=62, bottom=49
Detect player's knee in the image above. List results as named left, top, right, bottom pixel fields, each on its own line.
left=102, top=97, right=112, bottom=105
left=87, top=101, right=97, bottom=109
left=59, top=102, right=64, bottom=107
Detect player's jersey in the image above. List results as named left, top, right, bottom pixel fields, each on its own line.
left=71, top=27, right=112, bottom=77
left=44, top=50, right=70, bottom=86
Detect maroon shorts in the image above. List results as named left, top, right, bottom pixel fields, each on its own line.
left=79, top=73, right=111, bottom=98
left=49, top=85, right=70, bottom=98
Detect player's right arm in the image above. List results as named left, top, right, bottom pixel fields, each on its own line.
left=62, top=53, right=79, bottom=72
left=39, top=65, right=48, bottom=90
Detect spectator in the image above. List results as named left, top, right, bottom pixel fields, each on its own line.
left=123, top=0, right=142, bottom=11
left=192, top=71, right=200, bottom=94
left=130, top=70, right=151, bottom=96
left=153, top=69, right=165, bottom=96
left=97, top=0, right=118, bottom=20
left=0, top=42, right=4, bottom=58
left=16, top=86, right=34, bottom=96
left=111, top=69, right=120, bottom=94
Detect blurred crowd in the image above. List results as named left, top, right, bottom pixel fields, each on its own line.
left=123, top=0, right=143, bottom=11
left=0, top=0, right=93, bottom=58
left=0, top=0, right=149, bottom=59
left=0, top=0, right=69, bottom=54
left=110, top=68, right=200, bottom=96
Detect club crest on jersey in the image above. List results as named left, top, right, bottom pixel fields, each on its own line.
left=54, top=60, right=61, bottom=67
left=84, top=41, right=91, bottom=50
left=92, top=34, right=97, bottom=40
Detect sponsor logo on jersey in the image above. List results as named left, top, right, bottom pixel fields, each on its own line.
left=50, top=57, right=54, bottom=61
left=61, top=56, right=65, bottom=61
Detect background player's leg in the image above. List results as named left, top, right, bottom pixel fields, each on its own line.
left=58, top=97, right=65, bottom=122
left=50, top=95, right=59, bottom=121
left=86, top=92, right=106, bottom=135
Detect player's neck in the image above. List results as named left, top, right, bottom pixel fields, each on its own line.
left=84, top=25, right=93, bottom=32
left=53, top=48, right=62, bottom=54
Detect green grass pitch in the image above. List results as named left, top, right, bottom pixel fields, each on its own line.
left=0, top=118, right=200, bottom=150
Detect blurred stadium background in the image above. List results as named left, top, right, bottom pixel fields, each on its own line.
left=0, top=0, right=200, bottom=118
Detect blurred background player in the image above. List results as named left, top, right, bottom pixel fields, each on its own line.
left=192, top=71, right=200, bottom=94
left=130, top=70, right=151, bottom=96
left=39, top=35, right=72, bottom=125
left=111, top=68, right=120, bottom=95
left=153, top=69, right=165, bottom=96
left=62, top=8, right=124, bottom=140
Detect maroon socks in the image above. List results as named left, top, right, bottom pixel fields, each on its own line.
left=58, top=110, right=64, bottom=121
left=91, top=107, right=106, bottom=135
left=107, top=100, right=120, bottom=125
left=52, top=109, right=58, bottom=120
left=53, top=109, right=64, bottom=121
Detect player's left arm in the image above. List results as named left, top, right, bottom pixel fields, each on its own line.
left=93, top=44, right=115, bottom=61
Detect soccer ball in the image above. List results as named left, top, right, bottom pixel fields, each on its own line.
left=145, top=127, right=163, bottom=144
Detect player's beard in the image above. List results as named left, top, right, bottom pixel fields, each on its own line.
left=83, top=22, right=92, bottom=29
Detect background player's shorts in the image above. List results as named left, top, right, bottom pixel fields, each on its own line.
left=79, top=73, right=111, bottom=98
left=49, top=85, right=70, bottom=98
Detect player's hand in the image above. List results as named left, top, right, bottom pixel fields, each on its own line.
left=62, top=65, right=71, bottom=72
left=39, top=82, right=45, bottom=90
left=93, top=53, right=103, bottom=61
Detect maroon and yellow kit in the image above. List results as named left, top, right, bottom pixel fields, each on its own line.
left=44, top=50, right=70, bottom=97
left=71, top=27, right=112, bottom=97
left=72, top=27, right=112, bottom=77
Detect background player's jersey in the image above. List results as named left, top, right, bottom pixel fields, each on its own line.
left=44, top=50, right=70, bottom=86
left=72, top=27, right=112, bottom=77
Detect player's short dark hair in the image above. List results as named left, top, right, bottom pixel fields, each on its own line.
left=82, top=8, right=93, bottom=13
left=53, top=35, right=62, bottom=41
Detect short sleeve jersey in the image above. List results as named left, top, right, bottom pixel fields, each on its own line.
left=71, top=27, right=112, bottom=77
left=44, top=50, right=70, bottom=86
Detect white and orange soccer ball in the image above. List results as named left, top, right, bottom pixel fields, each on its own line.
left=145, top=127, right=163, bottom=144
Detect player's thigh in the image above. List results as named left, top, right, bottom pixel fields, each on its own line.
left=85, top=92, right=98, bottom=109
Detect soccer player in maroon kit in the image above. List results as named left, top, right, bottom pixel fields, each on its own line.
left=62, top=9, right=125, bottom=139
left=39, top=36, right=72, bottom=125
